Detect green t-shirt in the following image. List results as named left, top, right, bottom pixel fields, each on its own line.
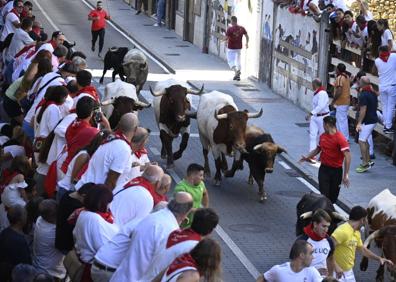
left=5, top=77, right=23, bottom=101
left=174, top=179, right=206, bottom=228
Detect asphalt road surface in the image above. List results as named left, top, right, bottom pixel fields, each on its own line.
left=33, top=0, right=379, bottom=280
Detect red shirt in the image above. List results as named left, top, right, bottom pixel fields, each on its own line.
left=226, top=25, right=247, bottom=49
left=88, top=9, right=108, bottom=31
left=319, top=131, right=349, bottom=168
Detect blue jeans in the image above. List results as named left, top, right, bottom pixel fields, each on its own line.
left=156, top=0, right=165, bottom=25
left=4, top=59, right=14, bottom=85
left=22, top=120, right=34, bottom=141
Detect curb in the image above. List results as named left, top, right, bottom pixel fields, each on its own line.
left=83, top=0, right=176, bottom=74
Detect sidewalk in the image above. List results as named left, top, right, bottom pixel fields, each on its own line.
left=84, top=0, right=396, bottom=208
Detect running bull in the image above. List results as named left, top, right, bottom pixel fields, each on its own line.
left=100, top=48, right=148, bottom=94
left=360, top=189, right=396, bottom=282
left=296, top=192, right=347, bottom=236
left=196, top=91, right=263, bottom=186
left=224, top=125, right=286, bottom=202
left=101, top=79, right=150, bottom=128
left=150, top=79, right=204, bottom=168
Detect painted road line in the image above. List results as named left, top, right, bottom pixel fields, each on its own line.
left=150, top=131, right=200, bottom=138
left=278, top=160, right=291, bottom=170
left=32, top=0, right=58, bottom=30
left=297, top=177, right=349, bottom=218
left=167, top=168, right=261, bottom=280
left=81, top=0, right=170, bottom=74
left=149, top=147, right=160, bottom=156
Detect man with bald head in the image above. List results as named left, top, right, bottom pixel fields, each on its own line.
left=355, top=76, right=378, bottom=173
left=110, top=164, right=164, bottom=225
left=110, top=192, right=193, bottom=282
left=306, top=78, right=330, bottom=161
left=76, top=113, right=139, bottom=190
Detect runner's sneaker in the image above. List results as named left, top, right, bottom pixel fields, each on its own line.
left=368, top=160, right=375, bottom=167
left=383, top=127, right=394, bottom=134
left=356, top=164, right=370, bottom=173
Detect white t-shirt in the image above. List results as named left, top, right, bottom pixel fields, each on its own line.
left=94, top=217, right=144, bottom=269
left=34, top=104, right=63, bottom=139
left=24, top=72, right=64, bottom=125
left=311, top=90, right=329, bottom=115
left=116, top=152, right=150, bottom=186
left=110, top=208, right=180, bottom=282
left=1, top=180, right=28, bottom=208
left=264, top=262, right=322, bottom=282
left=160, top=266, right=197, bottom=282
left=75, top=140, right=132, bottom=190
left=1, top=1, right=14, bottom=19
left=375, top=53, right=396, bottom=87
left=1, top=11, right=19, bottom=41
left=381, top=29, right=395, bottom=50
left=33, top=217, right=66, bottom=278
left=142, top=230, right=200, bottom=281
left=46, top=113, right=77, bottom=166
left=73, top=211, right=119, bottom=263
left=57, top=150, right=88, bottom=192
left=110, top=185, right=154, bottom=226
left=6, top=28, right=34, bottom=61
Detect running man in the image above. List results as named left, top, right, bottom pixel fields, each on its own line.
left=88, top=1, right=110, bottom=57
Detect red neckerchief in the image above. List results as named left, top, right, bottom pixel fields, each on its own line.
left=66, top=119, right=91, bottom=142
left=360, top=85, right=374, bottom=93
left=166, top=228, right=202, bottom=248
left=358, top=22, right=367, bottom=31
left=67, top=208, right=114, bottom=225
left=337, top=19, right=344, bottom=28
left=50, top=40, right=57, bottom=49
left=74, top=85, right=100, bottom=102
left=123, top=176, right=167, bottom=205
left=379, top=51, right=390, bottom=62
left=10, top=8, right=20, bottom=18
left=313, top=86, right=326, bottom=95
left=0, top=170, right=19, bottom=189
left=303, top=223, right=327, bottom=241
left=166, top=254, right=199, bottom=276
left=102, top=130, right=131, bottom=148
left=32, top=26, right=41, bottom=36
left=35, top=99, right=57, bottom=113
left=134, top=148, right=148, bottom=159
left=20, top=10, right=28, bottom=19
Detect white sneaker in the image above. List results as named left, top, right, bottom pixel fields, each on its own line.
left=153, top=23, right=159, bottom=27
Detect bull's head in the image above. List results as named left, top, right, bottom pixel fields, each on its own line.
left=215, top=108, right=263, bottom=153
left=253, top=142, right=287, bottom=173
left=122, top=50, right=149, bottom=92
left=150, top=84, right=204, bottom=123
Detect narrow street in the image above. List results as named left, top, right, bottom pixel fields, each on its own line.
left=32, top=0, right=383, bottom=280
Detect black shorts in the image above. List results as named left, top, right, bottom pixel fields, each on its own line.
left=3, top=95, right=23, bottom=118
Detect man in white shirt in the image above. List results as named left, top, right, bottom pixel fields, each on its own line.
left=76, top=112, right=139, bottom=190
left=0, top=0, right=22, bottom=42
left=142, top=208, right=219, bottom=281
left=110, top=192, right=193, bottom=282
left=110, top=164, right=164, bottom=225
left=375, top=45, right=396, bottom=133
left=256, top=240, right=322, bottom=282
left=307, top=78, right=329, bottom=156
left=32, top=199, right=66, bottom=279
left=6, top=17, right=34, bottom=62
left=1, top=0, right=15, bottom=20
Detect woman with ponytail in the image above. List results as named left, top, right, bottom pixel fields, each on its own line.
left=33, top=85, right=68, bottom=196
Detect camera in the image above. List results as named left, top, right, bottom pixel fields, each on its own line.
left=93, top=110, right=102, bottom=123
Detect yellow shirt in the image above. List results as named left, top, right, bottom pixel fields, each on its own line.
left=332, top=222, right=363, bottom=271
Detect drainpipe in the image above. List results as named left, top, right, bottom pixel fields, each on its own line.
left=202, top=0, right=210, bottom=53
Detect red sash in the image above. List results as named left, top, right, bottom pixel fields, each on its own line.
left=134, top=148, right=148, bottom=159
left=67, top=208, right=114, bottom=225
left=166, top=254, right=198, bottom=277
left=35, top=99, right=57, bottom=113
left=166, top=228, right=202, bottom=248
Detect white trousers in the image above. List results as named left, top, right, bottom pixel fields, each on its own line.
left=227, top=48, right=241, bottom=71
left=379, top=85, right=396, bottom=129
left=336, top=105, right=350, bottom=140
left=309, top=115, right=326, bottom=151
left=335, top=269, right=356, bottom=282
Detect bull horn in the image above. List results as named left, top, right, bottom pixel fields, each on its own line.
left=332, top=212, right=348, bottom=222
left=300, top=211, right=313, bottom=219
left=149, top=86, right=165, bottom=97
left=247, top=108, right=263, bottom=119
left=186, top=110, right=197, bottom=119
left=135, top=100, right=151, bottom=108
left=101, top=99, right=113, bottom=106
left=187, top=84, right=204, bottom=95
left=363, top=230, right=379, bottom=248
left=253, top=144, right=262, bottom=151
left=214, top=111, right=228, bottom=120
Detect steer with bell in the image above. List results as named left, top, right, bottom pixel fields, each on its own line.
left=225, top=125, right=286, bottom=202
left=196, top=91, right=263, bottom=186
left=150, top=79, right=204, bottom=168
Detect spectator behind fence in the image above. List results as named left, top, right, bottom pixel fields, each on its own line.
left=374, top=45, right=396, bottom=134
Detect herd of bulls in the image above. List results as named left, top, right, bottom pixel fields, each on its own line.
left=100, top=50, right=396, bottom=281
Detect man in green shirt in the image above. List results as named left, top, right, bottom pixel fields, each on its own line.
left=174, top=163, right=209, bottom=227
